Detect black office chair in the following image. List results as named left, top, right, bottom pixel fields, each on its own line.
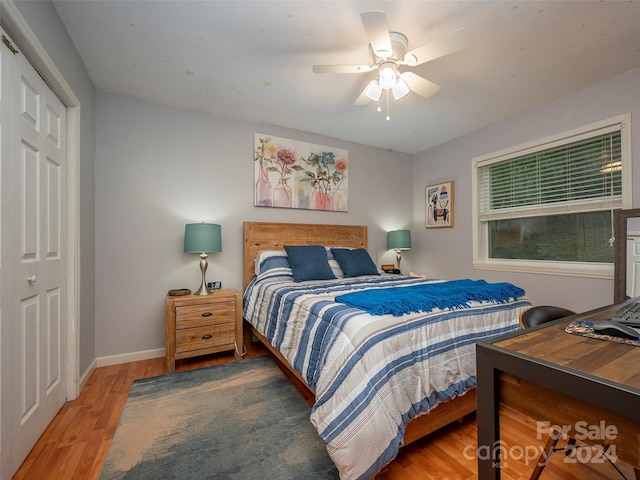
left=519, top=306, right=577, bottom=480
left=519, top=305, right=575, bottom=329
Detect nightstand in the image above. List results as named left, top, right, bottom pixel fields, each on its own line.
left=165, top=289, right=243, bottom=373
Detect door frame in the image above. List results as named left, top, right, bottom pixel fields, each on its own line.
left=627, top=231, right=640, bottom=298
left=1, top=1, right=81, bottom=401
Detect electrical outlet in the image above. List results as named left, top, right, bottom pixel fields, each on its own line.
left=207, top=281, right=222, bottom=289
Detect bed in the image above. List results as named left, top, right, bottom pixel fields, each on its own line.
left=242, top=221, right=530, bottom=480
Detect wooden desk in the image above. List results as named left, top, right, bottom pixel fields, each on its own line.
left=476, top=302, right=640, bottom=479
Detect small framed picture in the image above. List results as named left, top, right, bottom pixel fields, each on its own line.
left=425, top=181, right=454, bottom=228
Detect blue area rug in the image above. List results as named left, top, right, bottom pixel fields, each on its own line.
left=99, top=356, right=338, bottom=480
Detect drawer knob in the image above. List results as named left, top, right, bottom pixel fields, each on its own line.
left=201, top=312, right=212, bottom=317
left=202, top=334, right=213, bottom=340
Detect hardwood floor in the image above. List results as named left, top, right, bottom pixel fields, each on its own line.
left=13, top=342, right=638, bottom=480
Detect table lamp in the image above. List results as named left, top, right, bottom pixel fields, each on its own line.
left=184, top=222, right=222, bottom=295
left=387, top=229, right=411, bottom=272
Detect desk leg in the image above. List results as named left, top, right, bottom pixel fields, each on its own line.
left=477, top=344, right=501, bottom=480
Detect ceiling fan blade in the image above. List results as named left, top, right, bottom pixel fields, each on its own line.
left=312, top=64, right=375, bottom=74
left=360, top=11, right=393, bottom=58
left=402, top=27, right=470, bottom=66
left=402, top=72, right=441, bottom=99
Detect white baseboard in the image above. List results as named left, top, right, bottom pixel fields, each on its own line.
left=96, top=348, right=165, bottom=367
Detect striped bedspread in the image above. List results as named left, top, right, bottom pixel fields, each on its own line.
left=243, top=273, right=530, bottom=480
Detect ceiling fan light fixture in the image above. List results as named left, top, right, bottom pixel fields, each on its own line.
left=600, top=161, right=622, bottom=173
left=364, top=80, right=383, bottom=101
left=314, top=11, right=471, bottom=111
left=379, top=64, right=397, bottom=90
left=392, top=79, right=410, bottom=100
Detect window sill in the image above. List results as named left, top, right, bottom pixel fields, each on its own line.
left=473, top=259, right=613, bottom=279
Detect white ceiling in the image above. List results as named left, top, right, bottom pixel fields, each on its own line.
left=52, top=1, right=640, bottom=155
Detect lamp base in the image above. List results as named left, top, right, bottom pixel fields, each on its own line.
left=194, top=253, right=214, bottom=295
left=193, top=284, right=213, bottom=296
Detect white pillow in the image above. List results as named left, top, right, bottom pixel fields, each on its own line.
left=254, top=250, right=291, bottom=276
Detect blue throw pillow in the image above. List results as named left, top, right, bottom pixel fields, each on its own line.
left=330, top=248, right=380, bottom=277
left=283, top=245, right=336, bottom=282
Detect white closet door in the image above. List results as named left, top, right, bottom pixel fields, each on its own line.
left=1, top=30, right=67, bottom=478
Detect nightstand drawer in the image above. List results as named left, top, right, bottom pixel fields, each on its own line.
left=175, top=323, right=235, bottom=354
left=175, top=301, right=235, bottom=329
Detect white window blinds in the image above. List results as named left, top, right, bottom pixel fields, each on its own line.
left=477, top=126, right=622, bottom=222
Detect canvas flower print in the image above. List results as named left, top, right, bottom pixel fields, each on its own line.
left=254, top=133, right=348, bottom=212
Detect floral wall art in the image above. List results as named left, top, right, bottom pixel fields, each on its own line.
left=254, top=133, right=348, bottom=212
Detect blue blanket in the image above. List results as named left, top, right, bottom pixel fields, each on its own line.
left=334, top=279, right=526, bottom=317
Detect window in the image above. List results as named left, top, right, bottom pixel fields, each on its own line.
left=472, top=114, right=631, bottom=278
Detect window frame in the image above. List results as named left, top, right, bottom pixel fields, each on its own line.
left=472, top=114, right=632, bottom=278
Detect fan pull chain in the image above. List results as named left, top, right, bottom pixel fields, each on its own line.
left=386, top=90, right=390, bottom=121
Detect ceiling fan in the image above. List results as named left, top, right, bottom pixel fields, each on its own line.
left=312, top=11, right=469, bottom=105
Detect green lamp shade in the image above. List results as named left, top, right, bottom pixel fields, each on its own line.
left=387, top=229, right=411, bottom=250
left=184, top=223, right=222, bottom=253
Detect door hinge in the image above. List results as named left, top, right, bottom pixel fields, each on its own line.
left=2, top=35, right=19, bottom=55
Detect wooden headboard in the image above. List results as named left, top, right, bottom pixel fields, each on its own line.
left=243, top=221, right=368, bottom=290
